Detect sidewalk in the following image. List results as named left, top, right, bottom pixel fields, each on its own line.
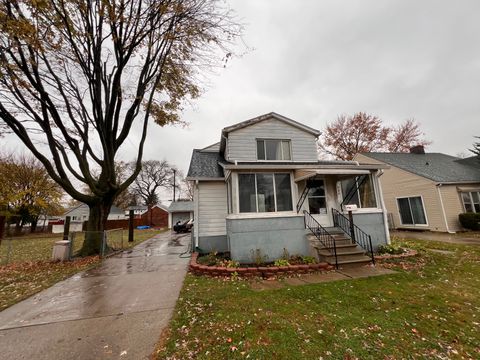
left=392, top=230, right=480, bottom=246
left=0, top=231, right=190, bottom=360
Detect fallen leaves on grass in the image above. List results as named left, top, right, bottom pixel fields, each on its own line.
left=0, top=256, right=99, bottom=311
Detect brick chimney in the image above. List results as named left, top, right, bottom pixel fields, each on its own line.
left=410, top=145, right=425, bottom=154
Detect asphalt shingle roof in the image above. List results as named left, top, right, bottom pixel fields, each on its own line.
left=361, top=152, right=480, bottom=183
left=168, top=201, right=194, bottom=212
left=187, top=150, right=225, bottom=179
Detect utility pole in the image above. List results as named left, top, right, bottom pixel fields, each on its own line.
left=172, top=169, right=176, bottom=202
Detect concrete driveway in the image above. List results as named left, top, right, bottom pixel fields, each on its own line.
left=0, top=231, right=190, bottom=360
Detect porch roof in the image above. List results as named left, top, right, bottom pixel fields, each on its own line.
left=221, top=162, right=388, bottom=172
left=293, top=169, right=372, bottom=182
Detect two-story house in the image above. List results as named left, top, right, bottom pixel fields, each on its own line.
left=186, top=112, right=390, bottom=266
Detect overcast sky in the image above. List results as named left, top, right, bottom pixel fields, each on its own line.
left=3, top=0, right=480, bottom=203
left=139, top=0, right=480, bottom=196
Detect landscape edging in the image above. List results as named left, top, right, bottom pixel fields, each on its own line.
left=189, top=252, right=333, bottom=278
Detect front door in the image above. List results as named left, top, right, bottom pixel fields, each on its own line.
left=307, top=179, right=331, bottom=227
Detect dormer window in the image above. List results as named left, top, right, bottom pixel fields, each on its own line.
left=256, top=139, right=291, bottom=161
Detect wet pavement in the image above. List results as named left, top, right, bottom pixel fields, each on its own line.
left=0, top=231, right=190, bottom=360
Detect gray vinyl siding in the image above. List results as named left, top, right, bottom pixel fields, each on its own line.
left=198, top=181, right=228, bottom=237
left=226, top=118, right=318, bottom=162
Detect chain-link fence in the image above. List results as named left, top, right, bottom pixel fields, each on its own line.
left=1, top=228, right=139, bottom=265
left=0, top=234, right=62, bottom=265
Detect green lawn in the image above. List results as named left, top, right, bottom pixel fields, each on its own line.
left=0, top=228, right=164, bottom=311
left=155, top=238, right=480, bottom=359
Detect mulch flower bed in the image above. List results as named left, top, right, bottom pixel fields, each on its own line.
left=189, top=253, right=333, bottom=278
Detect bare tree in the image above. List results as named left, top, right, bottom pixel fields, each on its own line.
left=132, top=160, right=173, bottom=207
left=471, top=137, right=480, bottom=159
left=0, top=0, right=240, bottom=254
left=319, top=113, right=430, bottom=160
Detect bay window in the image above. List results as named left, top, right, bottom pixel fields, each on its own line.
left=238, top=173, right=293, bottom=213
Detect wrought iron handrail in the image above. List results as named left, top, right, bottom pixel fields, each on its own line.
left=296, top=186, right=310, bottom=213
left=331, top=208, right=375, bottom=265
left=303, top=210, right=338, bottom=268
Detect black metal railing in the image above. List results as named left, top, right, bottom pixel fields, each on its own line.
left=303, top=210, right=338, bottom=268
left=296, top=186, right=310, bottom=213
left=332, top=208, right=375, bottom=265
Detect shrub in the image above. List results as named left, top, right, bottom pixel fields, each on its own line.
left=250, top=249, right=268, bottom=265
left=459, top=212, right=480, bottom=231
left=301, top=256, right=317, bottom=264
left=377, top=244, right=405, bottom=255
left=197, top=251, right=219, bottom=266
left=274, top=259, right=290, bottom=267
left=217, top=259, right=239, bottom=268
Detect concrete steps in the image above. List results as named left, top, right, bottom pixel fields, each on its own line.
left=307, top=229, right=373, bottom=267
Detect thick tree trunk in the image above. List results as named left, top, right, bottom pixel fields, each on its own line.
left=30, top=217, right=38, bottom=233
left=80, top=200, right=113, bottom=256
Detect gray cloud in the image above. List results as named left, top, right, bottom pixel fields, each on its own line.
left=4, top=0, right=479, bottom=202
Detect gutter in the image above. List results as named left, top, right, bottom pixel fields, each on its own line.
left=436, top=183, right=455, bottom=233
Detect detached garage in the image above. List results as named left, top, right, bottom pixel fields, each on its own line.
left=168, top=201, right=194, bottom=228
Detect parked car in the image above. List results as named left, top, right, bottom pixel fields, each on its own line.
left=173, top=219, right=193, bottom=233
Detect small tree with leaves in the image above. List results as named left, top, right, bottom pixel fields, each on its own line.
left=0, top=0, right=240, bottom=254
left=319, top=112, right=430, bottom=160
left=0, top=154, right=64, bottom=233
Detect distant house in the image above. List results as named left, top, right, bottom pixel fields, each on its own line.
left=186, top=112, right=390, bottom=266
left=63, top=203, right=125, bottom=222
left=355, top=149, right=480, bottom=232
left=51, top=204, right=126, bottom=233
left=168, top=201, right=194, bottom=228
left=140, top=205, right=169, bottom=228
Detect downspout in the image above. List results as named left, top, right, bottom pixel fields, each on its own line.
left=376, top=170, right=391, bottom=244
left=194, top=180, right=200, bottom=248
left=437, top=183, right=454, bottom=233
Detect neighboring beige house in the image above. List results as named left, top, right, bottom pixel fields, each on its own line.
left=355, top=148, right=480, bottom=233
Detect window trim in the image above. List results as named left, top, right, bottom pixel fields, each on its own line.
left=461, top=191, right=480, bottom=213
left=256, top=139, right=292, bottom=161
left=237, top=171, right=294, bottom=214
left=395, top=195, right=429, bottom=227
left=340, top=175, right=379, bottom=210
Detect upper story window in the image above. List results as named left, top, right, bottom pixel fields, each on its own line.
left=256, top=139, right=291, bottom=161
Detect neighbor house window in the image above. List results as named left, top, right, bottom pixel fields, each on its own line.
left=238, top=173, right=293, bottom=213
left=340, top=175, right=377, bottom=208
left=461, top=191, right=480, bottom=213
left=397, top=196, right=427, bottom=225
left=256, top=139, right=291, bottom=160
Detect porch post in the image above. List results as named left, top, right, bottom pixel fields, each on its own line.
left=348, top=210, right=356, bottom=243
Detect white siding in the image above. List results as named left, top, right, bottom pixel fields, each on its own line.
left=226, top=118, right=318, bottom=162
left=198, top=182, right=228, bottom=236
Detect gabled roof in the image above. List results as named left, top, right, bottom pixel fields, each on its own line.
left=200, top=142, right=220, bottom=152
left=219, top=112, right=321, bottom=156
left=360, top=152, right=480, bottom=183
left=63, top=203, right=125, bottom=216
left=222, top=112, right=321, bottom=137
left=168, top=201, right=194, bottom=212
left=186, top=149, right=226, bottom=179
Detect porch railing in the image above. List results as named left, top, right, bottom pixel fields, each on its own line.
left=303, top=210, right=338, bottom=268
left=332, top=208, right=375, bottom=265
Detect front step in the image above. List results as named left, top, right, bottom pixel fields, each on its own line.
left=308, top=234, right=373, bottom=267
